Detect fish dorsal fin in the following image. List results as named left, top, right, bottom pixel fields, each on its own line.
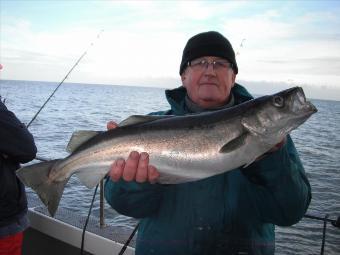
left=119, top=115, right=173, bottom=127
left=219, top=133, right=248, bottom=153
left=66, top=130, right=101, bottom=153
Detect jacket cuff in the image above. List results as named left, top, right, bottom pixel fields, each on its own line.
left=104, top=178, right=164, bottom=218
left=241, top=144, right=291, bottom=187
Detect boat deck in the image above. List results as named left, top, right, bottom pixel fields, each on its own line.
left=23, top=194, right=136, bottom=255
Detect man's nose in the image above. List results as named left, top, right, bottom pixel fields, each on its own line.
left=204, top=62, right=216, bottom=75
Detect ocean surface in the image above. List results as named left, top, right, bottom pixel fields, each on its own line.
left=1, top=79, right=339, bottom=254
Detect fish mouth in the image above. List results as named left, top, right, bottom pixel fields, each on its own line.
left=308, top=102, right=318, bottom=113
left=293, top=87, right=318, bottom=114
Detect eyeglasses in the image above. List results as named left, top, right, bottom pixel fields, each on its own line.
left=187, top=58, right=233, bottom=72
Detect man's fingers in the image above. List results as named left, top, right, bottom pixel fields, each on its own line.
left=123, top=151, right=140, bottom=182
left=108, top=151, right=159, bottom=184
left=135, top=152, right=149, bottom=183
left=148, top=165, right=160, bottom=184
left=109, top=159, right=125, bottom=181
left=107, top=121, right=118, bottom=130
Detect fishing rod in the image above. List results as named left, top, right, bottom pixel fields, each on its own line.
left=27, top=29, right=104, bottom=128
left=235, top=38, right=246, bottom=57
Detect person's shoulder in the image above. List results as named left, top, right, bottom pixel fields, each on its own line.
left=0, top=101, right=16, bottom=123
left=233, top=83, right=254, bottom=102
left=0, top=100, right=8, bottom=111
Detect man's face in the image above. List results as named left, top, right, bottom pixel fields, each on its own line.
left=181, top=56, right=236, bottom=109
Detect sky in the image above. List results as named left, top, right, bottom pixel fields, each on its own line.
left=1, top=0, right=340, bottom=100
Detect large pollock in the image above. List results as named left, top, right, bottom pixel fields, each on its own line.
left=16, top=87, right=317, bottom=216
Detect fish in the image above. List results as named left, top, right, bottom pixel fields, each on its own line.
left=16, top=86, right=317, bottom=216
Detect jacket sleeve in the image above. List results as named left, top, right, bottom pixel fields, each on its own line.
left=105, top=178, right=164, bottom=218
left=0, top=102, right=37, bottom=163
left=241, top=135, right=311, bottom=226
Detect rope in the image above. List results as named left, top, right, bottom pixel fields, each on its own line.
left=80, top=184, right=99, bottom=255
left=118, top=223, right=140, bottom=255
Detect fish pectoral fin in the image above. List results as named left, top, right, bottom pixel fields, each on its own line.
left=75, top=169, right=107, bottom=189
left=219, top=133, right=248, bottom=153
left=119, top=115, right=174, bottom=127
left=67, top=130, right=102, bottom=153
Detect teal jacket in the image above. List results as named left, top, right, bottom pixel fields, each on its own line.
left=105, top=84, right=311, bottom=255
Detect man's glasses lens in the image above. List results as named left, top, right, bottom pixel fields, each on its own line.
left=189, top=59, right=232, bottom=71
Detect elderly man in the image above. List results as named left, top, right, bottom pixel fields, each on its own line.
left=105, top=31, right=311, bottom=255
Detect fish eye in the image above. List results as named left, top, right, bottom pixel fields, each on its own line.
left=273, top=96, right=284, bottom=108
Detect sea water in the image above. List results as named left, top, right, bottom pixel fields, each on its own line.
left=1, top=80, right=339, bottom=254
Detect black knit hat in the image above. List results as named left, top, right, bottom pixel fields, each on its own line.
left=179, top=31, right=238, bottom=75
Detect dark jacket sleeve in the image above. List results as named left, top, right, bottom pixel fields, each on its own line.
left=241, top=135, right=311, bottom=226
left=105, top=178, right=164, bottom=218
left=0, top=102, right=37, bottom=163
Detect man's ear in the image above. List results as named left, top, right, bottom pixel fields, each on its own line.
left=181, top=73, right=187, bottom=88
left=181, top=74, right=186, bottom=82
left=231, top=72, right=236, bottom=86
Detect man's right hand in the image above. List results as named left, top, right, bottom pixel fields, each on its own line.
left=106, top=121, right=160, bottom=184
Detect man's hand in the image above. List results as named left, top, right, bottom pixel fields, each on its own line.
left=107, top=121, right=160, bottom=184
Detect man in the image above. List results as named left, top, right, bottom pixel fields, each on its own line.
left=0, top=99, right=37, bottom=255
left=105, top=31, right=311, bottom=254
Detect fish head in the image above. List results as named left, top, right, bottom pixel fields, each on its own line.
left=242, top=87, right=317, bottom=144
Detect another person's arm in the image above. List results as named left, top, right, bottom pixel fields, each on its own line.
left=0, top=102, right=37, bottom=163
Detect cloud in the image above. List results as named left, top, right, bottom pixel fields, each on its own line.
left=217, top=7, right=340, bottom=87
left=1, top=1, right=340, bottom=96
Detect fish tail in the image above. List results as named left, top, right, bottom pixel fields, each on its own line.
left=16, top=159, right=68, bottom=217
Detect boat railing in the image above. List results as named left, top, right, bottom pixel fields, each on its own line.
left=303, top=213, right=340, bottom=255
